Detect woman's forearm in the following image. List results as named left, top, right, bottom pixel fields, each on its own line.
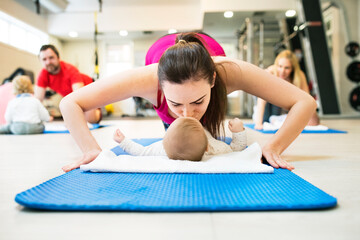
left=59, top=95, right=101, bottom=153
left=265, top=96, right=317, bottom=154
left=254, top=98, right=266, bottom=126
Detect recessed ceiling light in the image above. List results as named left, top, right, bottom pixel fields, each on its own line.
left=168, top=29, right=177, bottom=34
left=224, top=11, right=234, bottom=18
left=68, top=31, right=78, bottom=38
left=285, top=10, right=296, bottom=17
left=119, top=30, right=128, bottom=37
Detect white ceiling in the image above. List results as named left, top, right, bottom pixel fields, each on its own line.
left=14, top=0, right=293, bottom=41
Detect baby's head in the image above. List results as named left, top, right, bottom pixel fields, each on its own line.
left=12, top=75, right=33, bottom=95
left=163, top=117, right=208, bottom=161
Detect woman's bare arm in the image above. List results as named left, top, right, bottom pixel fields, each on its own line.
left=60, top=64, right=159, bottom=172
left=299, top=70, right=310, bottom=93
left=216, top=57, right=317, bottom=170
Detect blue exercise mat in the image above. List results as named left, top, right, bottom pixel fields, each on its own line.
left=244, top=123, right=347, bottom=134
left=15, top=138, right=337, bottom=211
left=43, top=123, right=107, bottom=134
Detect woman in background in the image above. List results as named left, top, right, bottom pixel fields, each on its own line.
left=253, top=50, right=319, bottom=130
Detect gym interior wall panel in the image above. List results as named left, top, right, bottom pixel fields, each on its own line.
left=61, top=41, right=96, bottom=79
left=300, top=0, right=340, bottom=114
left=0, top=42, right=42, bottom=84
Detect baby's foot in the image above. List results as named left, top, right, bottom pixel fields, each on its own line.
left=113, top=129, right=125, bottom=143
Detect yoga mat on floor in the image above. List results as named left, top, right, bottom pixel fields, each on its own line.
left=15, top=169, right=337, bottom=211
left=244, top=123, right=347, bottom=134
left=44, top=123, right=107, bottom=134
left=15, top=138, right=337, bottom=211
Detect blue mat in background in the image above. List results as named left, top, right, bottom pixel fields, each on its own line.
left=15, top=138, right=337, bottom=211
left=43, top=123, right=107, bottom=134
left=244, top=123, right=347, bottom=134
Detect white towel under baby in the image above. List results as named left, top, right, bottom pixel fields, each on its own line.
left=80, top=142, right=273, bottom=174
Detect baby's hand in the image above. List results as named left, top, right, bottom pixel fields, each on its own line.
left=113, top=129, right=125, bottom=143
left=228, top=118, right=244, bottom=133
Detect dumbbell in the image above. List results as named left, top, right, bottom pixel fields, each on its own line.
left=346, top=61, right=360, bottom=83
left=349, top=86, right=360, bottom=111
left=345, top=42, right=359, bottom=57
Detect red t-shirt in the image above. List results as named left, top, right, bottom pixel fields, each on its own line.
left=36, top=61, right=93, bottom=97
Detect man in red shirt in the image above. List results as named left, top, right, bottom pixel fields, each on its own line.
left=35, top=45, right=101, bottom=123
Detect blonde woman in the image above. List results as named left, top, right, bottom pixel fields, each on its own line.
left=253, top=50, right=319, bottom=130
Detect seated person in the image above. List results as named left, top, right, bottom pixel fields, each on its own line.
left=35, top=44, right=101, bottom=123
left=0, top=76, right=51, bottom=135
left=113, top=117, right=247, bottom=161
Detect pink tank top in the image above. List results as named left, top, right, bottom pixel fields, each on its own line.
left=146, top=33, right=226, bottom=124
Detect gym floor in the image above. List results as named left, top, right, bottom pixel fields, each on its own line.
left=0, top=117, right=359, bottom=240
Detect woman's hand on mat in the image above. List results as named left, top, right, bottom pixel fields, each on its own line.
left=262, top=146, right=294, bottom=171
left=62, top=149, right=102, bottom=172
left=113, top=129, right=125, bottom=143
left=254, top=123, right=263, bottom=130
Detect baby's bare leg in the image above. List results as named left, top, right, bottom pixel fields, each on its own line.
left=113, top=129, right=125, bottom=143
left=228, top=118, right=244, bottom=133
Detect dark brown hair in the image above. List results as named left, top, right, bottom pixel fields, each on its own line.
left=157, top=32, right=227, bottom=138
left=39, top=44, right=60, bottom=58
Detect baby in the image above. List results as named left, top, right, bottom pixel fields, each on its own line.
left=0, top=75, right=51, bottom=135
left=113, top=117, right=247, bottom=161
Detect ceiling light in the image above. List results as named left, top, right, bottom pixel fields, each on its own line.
left=68, top=31, right=78, bottom=38
left=168, top=29, right=177, bottom=34
left=224, top=11, right=234, bottom=18
left=285, top=10, right=296, bottom=17
left=119, top=30, right=128, bottom=37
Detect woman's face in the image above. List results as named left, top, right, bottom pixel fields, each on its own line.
left=277, top=57, right=293, bottom=80
left=162, top=78, right=213, bottom=120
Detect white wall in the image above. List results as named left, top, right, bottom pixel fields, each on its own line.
left=0, top=42, right=42, bottom=84
left=61, top=41, right=96, bottom=78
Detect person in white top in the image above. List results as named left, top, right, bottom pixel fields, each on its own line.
left=113, top=117, right=247, bottom=161
left=0, top=75, right=51, bottom=135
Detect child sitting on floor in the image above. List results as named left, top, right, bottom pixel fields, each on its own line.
left=0, top=75, right=51, bottom=135
left=113, top=117, right=247, bottom=161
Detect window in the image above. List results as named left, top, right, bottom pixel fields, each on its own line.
left=0, top=18, right=9, bottom=43
left=0, top=11, right=48, bottom=55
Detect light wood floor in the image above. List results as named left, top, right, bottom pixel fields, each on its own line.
left=0, top=118, right=359, bottom=240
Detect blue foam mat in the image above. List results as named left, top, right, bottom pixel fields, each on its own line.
left=244, top=123, right=347, bottom=134
left=43, top=124, right=107, bottom=134
left=15, top=139, right=337, bottom=211
left=15, top=169, right=337, bottom=211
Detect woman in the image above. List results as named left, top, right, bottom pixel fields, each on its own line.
left=60, top=32, right=316, bottom=172
left=253, top=49, right=319, bottom=129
